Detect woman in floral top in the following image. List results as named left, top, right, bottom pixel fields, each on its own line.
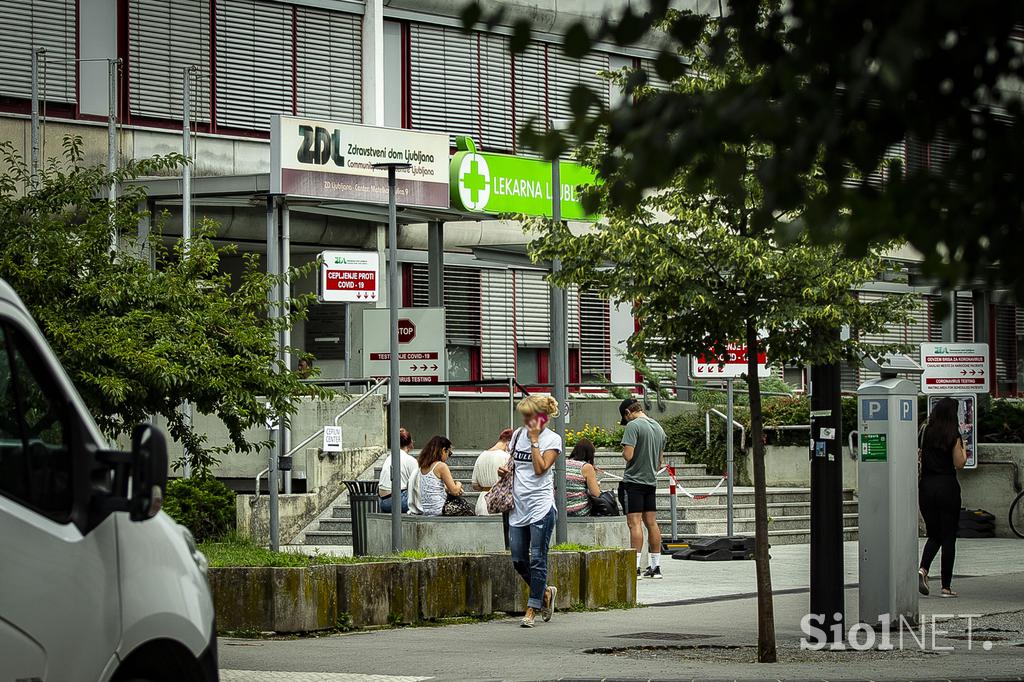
left=566, top=439, right=603, bottom=516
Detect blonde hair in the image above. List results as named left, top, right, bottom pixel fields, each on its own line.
left=517, top=395, right=559, bottom=418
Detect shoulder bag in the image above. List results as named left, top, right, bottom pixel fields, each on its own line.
left=587, top=490, right=620, bottom=516
left=485, top=428, right=521, bottom=514
left=442, top=494, right=476, bottom=516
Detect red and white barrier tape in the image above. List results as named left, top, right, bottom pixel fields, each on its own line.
left=597, top=465, right=728, bottom=501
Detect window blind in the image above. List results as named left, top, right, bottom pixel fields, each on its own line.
left=129, top=0, right=210, bottom=121
left=0, top=0, right=76, bottom=103
left=296, top=6, right=361, bottom=122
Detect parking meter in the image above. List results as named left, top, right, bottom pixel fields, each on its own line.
left=857, top=375, right=920, bottom=627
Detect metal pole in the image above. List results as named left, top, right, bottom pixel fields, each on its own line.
left=726, top=377, right=735, bottom=537
left=809, top=343, right=844, bottom=642
left=508, top=377, right=515, bottom=428
left=266, top=196, right=280, bottom=551
left=386, top=165, right=403, bottom=553
left=181, top=67, right=192, bottom=244
left=30, top=47, right=43, bottom=190
left=281, top=202, right=292, bottom=495
left=344, top=304, right=352, bottom=377
left=107, top=59, right=119, bottom=249
left=551, top=156, right=568, bottom=544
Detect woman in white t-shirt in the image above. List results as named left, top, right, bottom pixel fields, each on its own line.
left=504, top=395, right=562, bottom=628
left=471, top=428, right=513, bottom=516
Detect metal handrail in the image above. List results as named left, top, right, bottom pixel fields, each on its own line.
left=255, top=377, right=389, bottom=499
left=706, top=408, right=747, bottom=451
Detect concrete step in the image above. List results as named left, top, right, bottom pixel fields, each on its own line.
left=304, top=530, right=353, bottom=546
left=317, top=519, right=355, bottom=532
left=670, top=513, right=859, bottom=535
left=677, top=500, right=858, bottom=520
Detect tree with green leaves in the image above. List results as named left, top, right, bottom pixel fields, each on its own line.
left=462, top=0, right=1024, bottom=302
left=523, top=18, right=914, bottom=662
left=0, top=136, right=320, bottom=473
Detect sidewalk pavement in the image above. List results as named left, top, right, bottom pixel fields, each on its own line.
left=220, top=539, right=1024, bottom=681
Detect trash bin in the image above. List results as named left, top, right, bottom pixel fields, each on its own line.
left=344, top=480, right=379, bottom=557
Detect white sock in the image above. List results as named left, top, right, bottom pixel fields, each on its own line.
left=650, top=553, right=660, bottom=569
left=637, top=554, right=644, bottom=569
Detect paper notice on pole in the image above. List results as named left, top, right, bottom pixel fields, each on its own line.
left=322, top=426, right=343, bottom=452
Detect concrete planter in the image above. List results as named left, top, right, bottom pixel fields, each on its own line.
left=209, top=549, right=636, bottom=633
left=209, top=564, right=336, bottom=633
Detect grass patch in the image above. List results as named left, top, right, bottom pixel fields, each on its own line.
left=198, top=534, right=467, bottom=568
left=551, top=542, right=605, bottom=552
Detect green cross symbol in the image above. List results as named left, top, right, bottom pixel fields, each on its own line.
left=462, top=158, right=488, bottom=205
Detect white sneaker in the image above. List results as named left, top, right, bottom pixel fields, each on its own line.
left=542, top=586, right=557, bottom=622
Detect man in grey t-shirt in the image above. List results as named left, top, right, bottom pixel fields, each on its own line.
left=619, top=397, right=666, bottom=579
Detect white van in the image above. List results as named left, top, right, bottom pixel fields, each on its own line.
left=0, top=280, right=217, bottom=682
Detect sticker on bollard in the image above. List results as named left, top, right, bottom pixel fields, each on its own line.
left=861, top=433, right=888, bottom=462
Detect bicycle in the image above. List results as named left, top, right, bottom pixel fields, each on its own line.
left=1011, top=488, right=1024, bottom=538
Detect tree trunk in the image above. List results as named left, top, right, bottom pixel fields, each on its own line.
left=746, top=318, right=777, bottom=663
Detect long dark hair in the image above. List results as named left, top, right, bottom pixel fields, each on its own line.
left=570, top=438, right=595, bottom=466
left=922, top=398, right=961, bottom=453
left=418, top=436, right=452, bottom=469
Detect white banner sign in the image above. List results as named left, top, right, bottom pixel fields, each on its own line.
left=920, top=342, right=990, bottom=394
left=322, top=426, right=343, bottom=453
left=318, top=250, right=379, bottom=303
left=362, top=307, right=446, bottom=396
left=691, top=343, right=770, bottom=379
left=270, top=115, right=450, bottom=208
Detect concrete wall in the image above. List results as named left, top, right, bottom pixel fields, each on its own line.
left=399, top=397, right=697, bottom=450
left=237, top=445, right=386, bottom=545
left=163, top=393, right=386, bottom=482
left=960, top=444, right=1024, bottom=538
left=740, top=446, right=859, bottom=490
left=365, top=514, right=630, bottom=555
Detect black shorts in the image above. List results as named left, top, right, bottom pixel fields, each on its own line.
left=619, top=482, right=657, bottom=514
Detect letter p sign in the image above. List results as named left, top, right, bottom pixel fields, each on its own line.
left=899, top=399, right=914, bottom=421
left=861, top=399, right=888, bottom=421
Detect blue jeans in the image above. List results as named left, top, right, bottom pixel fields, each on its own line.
left=379, top=489, right=408, bottom=513
left=509, top=506, right=556, bottom=609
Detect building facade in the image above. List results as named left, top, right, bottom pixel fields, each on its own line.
left=1, top=0, right=1020, bottom=395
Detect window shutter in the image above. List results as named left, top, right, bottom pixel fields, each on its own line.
left=514, top=270, right=551, bottom=347
left=549, top=49, right=609, bottom=122
left=410, top=264, right=481, bottom=346
left=641, top=59, right=672, bottom=92
left=296, top=7, right=361, bottom=122
left=477, top=32, right=513, bottom=151
left=409, top=24, right=476, bottom=141
left=129, top=0, right=210, bottom=122
left=481, top=269, right=515, bottom=379
left=955, top=293, right=975, bottom=343
left=579, top=291, right=610, bottom=378
left=0, top=0, right=76, bottom=103
left=994, top=304, right=1017, bottom=383
left=512, top=43, right=547, bottom=147
left=215, top=0, right=291, bottom=131
left=567, top=286, right=580, bottom=347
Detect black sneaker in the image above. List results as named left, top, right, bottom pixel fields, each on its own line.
left=636, top=567, right=643, bottom=580
left=642, top=566, right=663, bottom=580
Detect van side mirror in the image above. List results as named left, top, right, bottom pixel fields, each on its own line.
left=129, top=423, right=168, bottom=522
left=88, top=423, right=169, bottom=528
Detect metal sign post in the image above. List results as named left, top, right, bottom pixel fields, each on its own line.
left=551, top=155, right=568, bottom=545
left=373, top=161, right=411, bottom=554
left=725, top=378, right=734, bottom=537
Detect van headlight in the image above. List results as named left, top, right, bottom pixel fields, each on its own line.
left=181, top=526, right=209, bottom=579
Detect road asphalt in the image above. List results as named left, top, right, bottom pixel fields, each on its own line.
left=219, top=539, right=1024, bottom=681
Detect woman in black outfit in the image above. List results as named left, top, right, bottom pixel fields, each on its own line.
left=918, top=397, right=967, bottom=598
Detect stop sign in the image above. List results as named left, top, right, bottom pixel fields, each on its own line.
left=397, top=318, right=416, bottom=343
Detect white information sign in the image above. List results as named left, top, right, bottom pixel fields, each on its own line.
left=691, top=343, right=771, bottom=379
left=322, top=425, right=343, bottom=453
left=318, top=250, right=379, bottom=303
left=920, top=342, right=990, bottom=394
left=270, top=115, right=450, bottom=208
left=362, top=307, right=446, bottom=396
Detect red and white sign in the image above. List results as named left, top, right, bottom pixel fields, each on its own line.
left=691, top=343, right=770, bottom=379
left=363, top=307, right=446, bottom=396
left=319, top=250, right=379, bottom=303
left=920, top=342, right=990, bottom=394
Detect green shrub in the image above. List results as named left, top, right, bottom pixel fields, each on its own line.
left=566, top=423, right=623, bottom=448
left=659, top=410, right=745, bottom=480
left=163, top=475, right=236, bottom=542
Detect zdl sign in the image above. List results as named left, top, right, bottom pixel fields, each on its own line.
left=861, top=399, right=915, bottom=421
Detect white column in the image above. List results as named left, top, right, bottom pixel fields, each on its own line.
left=362, top=0, right=385, bottom=126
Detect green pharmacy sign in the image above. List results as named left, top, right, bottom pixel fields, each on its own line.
left=450, top=137, right=600, bottom=219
